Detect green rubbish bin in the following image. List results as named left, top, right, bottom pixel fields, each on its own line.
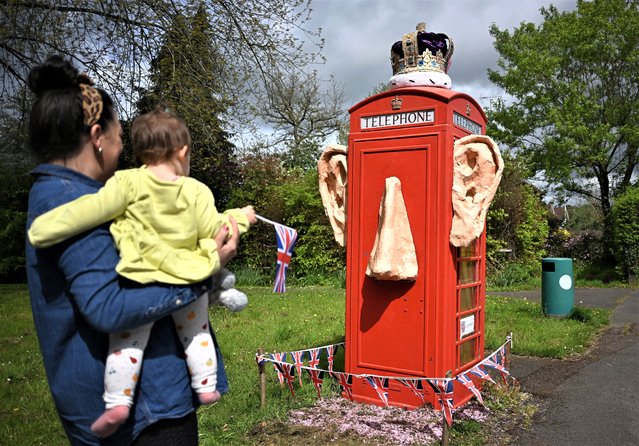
left=541, top=258, right=574, bottom=317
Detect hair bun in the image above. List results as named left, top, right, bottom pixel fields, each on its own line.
left=28, top=55, right=79, bottom=96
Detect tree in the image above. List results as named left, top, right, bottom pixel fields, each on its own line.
left=0, top=88, right=31, bottom=282
left=134, top=4, right=238, bottom=208
left=253, top=68, right=346, bottom=170
left=227, top=155, right=345, bottom=283
left=611, top=185, right=639, bottom=283
left=486, top=153, right=549, bottom=273
left=1, top=0, right=323, bottom=119
left=488, top=0, right=639, bottom=223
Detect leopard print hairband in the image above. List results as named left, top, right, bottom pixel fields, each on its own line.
left=79, top=83, right=103, bottom=127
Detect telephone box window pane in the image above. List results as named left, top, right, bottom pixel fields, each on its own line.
left=460, top=287, right=477, bottom=311
left=458, top=242, right=476, bottom=258
left=458, top=261, right=477, bottom=285
left=459, top=339, right=476, bottom=366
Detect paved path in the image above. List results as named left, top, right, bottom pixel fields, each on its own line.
left=497, top=288, right=639, bottom=446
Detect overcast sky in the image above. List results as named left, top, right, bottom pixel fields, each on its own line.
left=306, top=0, right=578, bottom=109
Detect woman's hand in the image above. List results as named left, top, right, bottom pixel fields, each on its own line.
left=215, top=216, right=239, bottom=267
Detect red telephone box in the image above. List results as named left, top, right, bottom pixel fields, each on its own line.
left=345, top=86, right=487, bottom=409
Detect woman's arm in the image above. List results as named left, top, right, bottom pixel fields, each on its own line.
left=54, top=207, right=239, bottom=333
left=56, top=223, right=207, bottom=333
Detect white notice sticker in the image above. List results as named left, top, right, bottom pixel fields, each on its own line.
left=460, top=315, right=475, bottom=338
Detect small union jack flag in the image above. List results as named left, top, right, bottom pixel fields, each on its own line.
left=274, top=362, right=296, bottom=396
left=469, top=364, right=496, bottom=384
left=291, top=350, right=305, bottom=386
left=326, top=344, right=338, bottom=372
left=484, top=349, right=510, bottom=382
left=306, top=368, right=325, bottom=398
left=364, top=376, right=390, bottom=406
left=330, top=371, right=353, bottom=399
left=307, top=348, right=321, bottom=369
left=456, top=373, right=484, bottom=406
left=397, top=378, right=427, bottom=406
left=428, top=379, right=455, bottom=426
left=273, top=222, right=298, bottom=293
left=271, top=352, right=287, bottom=385
left=255, top=355, right=266, bottom=367
left=497, top=346, right=511, bottom=381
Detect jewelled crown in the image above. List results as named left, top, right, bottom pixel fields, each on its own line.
left=390, top=22, right=454, bottom=76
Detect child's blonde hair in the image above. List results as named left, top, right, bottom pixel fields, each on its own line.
left=131, top=106, right=192, bottom=165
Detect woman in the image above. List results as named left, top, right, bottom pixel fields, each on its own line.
left=25, top=55, right=238, bottom=445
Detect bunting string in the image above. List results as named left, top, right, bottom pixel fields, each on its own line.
left=256, top=337, right=513, bottom=426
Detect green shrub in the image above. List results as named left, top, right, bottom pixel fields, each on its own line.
left=487, top=262, right=538, bottom=290
left=611, top=185, right=639, bottom=284
left=486, top=152, right=549, bottom=274
left=0, top=209, right=26, bottom=283
left=229, top=159, right=345, bottom=284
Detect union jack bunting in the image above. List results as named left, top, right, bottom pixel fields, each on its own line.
left=326, top=344, right=338, bottom=372
left=330, top=371, right=353, bottom=399
left=291, top=350, right=305, bottom=386
left=307, top=348, right=321, bottom=369
left=364, top=376, right=390, bottom=406
left=484, top=349, right=510, bottom=382
left=469, top=364, right=496, bottom=384
left=272, top=222, right=298, bottom=293
left=271, top=352, right=287, bottom=385
left=275, top=362, right=296, bottom=396
left=497, top=346, right=511, bottom=380
left=428, top=379, right=455, bottom=426
left=397, top=378, right=427, bottom=406
left=306, top=368, right=325, bottom=398
left=455, top=373, right=484, bottom=406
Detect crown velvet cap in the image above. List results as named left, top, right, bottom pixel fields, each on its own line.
left=390, top=23, right=453, bottom=76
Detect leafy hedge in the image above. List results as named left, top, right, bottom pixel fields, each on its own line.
left=226, top=155, right=345, bottom=284
left=486, top=153, right=549, bottom=277
left=611, top=185, right=639, bottom=283
left=0, top=209, right=26, bottom=282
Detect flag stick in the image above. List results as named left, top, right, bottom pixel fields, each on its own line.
left=255, top=214, right=278, bottom=226
left=441, top=371, right=452, bottom=446
left=258, top=348, right=267, bottom=408
left=505, top=332, right=512, bottom=386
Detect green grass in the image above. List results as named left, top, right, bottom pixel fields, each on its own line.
left=200, top=286, right=346, bottom=445
left=485, top=294, right=610, bottom=358
left=0, top=284, right=610, bottom=445
left=0, top=284, right=68, bottom=445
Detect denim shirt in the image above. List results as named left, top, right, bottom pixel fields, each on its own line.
left=25, top=164, right=228, bottom=445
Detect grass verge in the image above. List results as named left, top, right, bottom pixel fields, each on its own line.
left=485, top=294, right=609, bottom=358
left=0, top=284, right=610, bottom=445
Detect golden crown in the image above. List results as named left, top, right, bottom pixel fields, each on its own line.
left=390, top=22, right=454, bottom=76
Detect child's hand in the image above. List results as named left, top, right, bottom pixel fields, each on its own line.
left=242, top=205, right=257, bottom=225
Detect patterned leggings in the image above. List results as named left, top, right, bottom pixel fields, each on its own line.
left=103, top=291, right=216, bottom=408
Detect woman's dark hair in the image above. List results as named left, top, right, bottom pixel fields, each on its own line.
left=27, top=55, right=116, bottom=163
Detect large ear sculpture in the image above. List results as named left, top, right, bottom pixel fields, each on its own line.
left=318, top=144, right=348, bottom=246
left=450, top=134, right=504, bottom=247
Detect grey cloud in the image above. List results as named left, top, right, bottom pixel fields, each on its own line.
left=309, top=0, right=577, bottom=107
